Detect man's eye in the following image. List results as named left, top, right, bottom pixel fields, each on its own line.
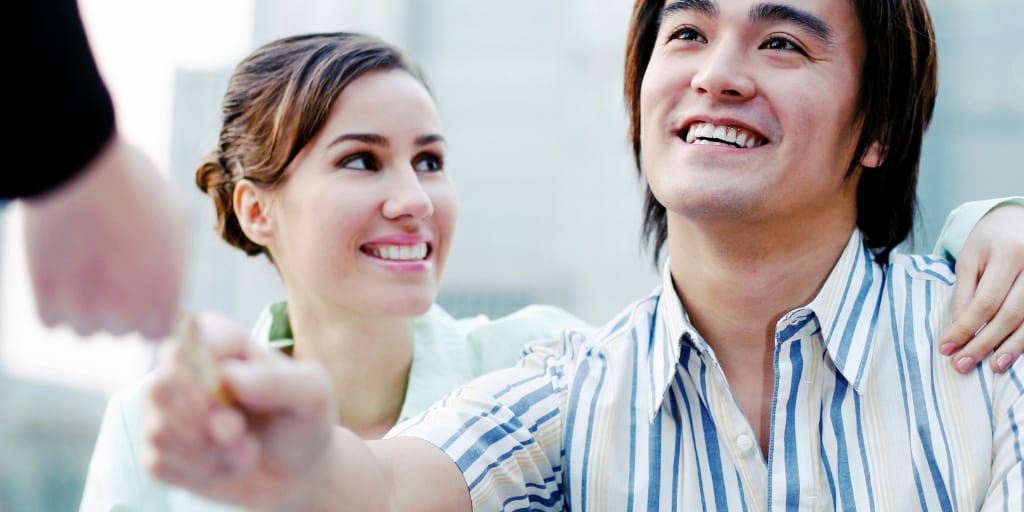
left=670, top=27, right=708, bottom=44
left=760, top=36, right=803, bottom=54
left=340, top=153, right=378, bottom=171
left=414, top=154, right=444, bottom=173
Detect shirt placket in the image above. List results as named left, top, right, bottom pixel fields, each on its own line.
left=767, top=309, right=824, bottom=511
left=705, top=357, right=769, bottom=510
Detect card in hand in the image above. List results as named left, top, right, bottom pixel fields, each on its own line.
left=175, top=313, right=236, bottom=405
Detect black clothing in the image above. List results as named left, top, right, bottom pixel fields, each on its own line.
left=8, top=0, right=116, bottom=199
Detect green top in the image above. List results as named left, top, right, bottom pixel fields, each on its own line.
left=252, top=302, right=592, bottom=423
left=933, top=197, right=1024, bottom=262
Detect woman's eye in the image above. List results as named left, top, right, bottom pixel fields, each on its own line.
left=671, top=27, right=707, bottom=44
left=761, top=36, right=803, bottom=53
left=414, top=154, right=444, bottom=173
left=340, top=153, right=378, bottom=171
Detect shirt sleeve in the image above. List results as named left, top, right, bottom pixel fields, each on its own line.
left=932, top=197, right=1024, bottom=261
left=388, top=335, right=577, bottom=511
left=9, top=0, right=116, bottom=199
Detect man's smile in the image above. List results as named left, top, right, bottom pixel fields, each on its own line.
left=681, top=121, right=768, bottom=148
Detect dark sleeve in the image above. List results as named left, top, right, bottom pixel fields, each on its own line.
left=7, top=0, right=117, bottom=199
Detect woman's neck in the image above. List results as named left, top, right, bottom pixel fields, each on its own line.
left=287, top=300, right=416, bottom=439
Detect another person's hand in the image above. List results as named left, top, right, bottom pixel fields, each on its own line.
left=22, top=135, right=186, bottom=339
left=142, top=312, right=339, bottom=510
left=941, top=204, right=1024, bottom=373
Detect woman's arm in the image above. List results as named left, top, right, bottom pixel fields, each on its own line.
left=934, top=198, right=1024, bottom=373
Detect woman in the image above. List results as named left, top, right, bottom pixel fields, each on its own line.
left=80, top=32, right=585, bottom=512
left=80, top=31, right=1023, bottom=511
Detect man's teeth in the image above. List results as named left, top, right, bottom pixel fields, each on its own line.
left=684, top=122, right=763, bottom=148
left=366, top=243, right=428, bottom=261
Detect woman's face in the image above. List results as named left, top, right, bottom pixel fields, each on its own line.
left=264, top=69, right=457, bottom=320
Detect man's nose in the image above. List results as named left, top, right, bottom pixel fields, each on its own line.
left=690, top=42, right=755, bottom=100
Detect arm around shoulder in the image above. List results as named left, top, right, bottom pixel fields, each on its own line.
left=933, top=197, right=1024, bottom=260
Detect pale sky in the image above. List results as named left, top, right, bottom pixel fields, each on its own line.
left=0, top=0, right=253, bottom=394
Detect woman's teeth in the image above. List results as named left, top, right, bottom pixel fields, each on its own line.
left=364, top=243, right=429, bottom=261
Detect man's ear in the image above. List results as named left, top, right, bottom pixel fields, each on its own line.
left=234, top=179, right=274, bottom=246
left=860, top=140, right=888, bottom=169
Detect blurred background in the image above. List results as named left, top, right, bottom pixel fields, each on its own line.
left=1, top=0, right=1021, bottom=509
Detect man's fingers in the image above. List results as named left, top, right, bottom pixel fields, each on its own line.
left=192, top=312, right=253, bottom=357
left=143, top=435, right=250, bottom=491
left=146, top=365, right=208, bottom=447
left=221, top=357, right=332, bottom=418
left=207, top=405, right=248, bottom=447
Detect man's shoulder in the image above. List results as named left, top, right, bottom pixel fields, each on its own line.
left=544, top=288, right=661, bottom=361
left=887, top=251, right=956, bottom=287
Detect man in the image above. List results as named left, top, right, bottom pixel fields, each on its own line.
left=11, top=0, right=185, bottom=339
left=143, top=0, right=1023, bottom=510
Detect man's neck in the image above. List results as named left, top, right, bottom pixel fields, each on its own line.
left=668, top=213, right=855, bottom=358
left=667, top=210, right=856, bottom=455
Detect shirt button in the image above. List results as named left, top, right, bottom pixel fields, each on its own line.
left=736, top=434, right=754, bottom=454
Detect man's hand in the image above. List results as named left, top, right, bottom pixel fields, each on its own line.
left=23, top=135, right=186, bottom=339
left=941, top=204, right=1024, bottom=373
left=141, top=312, right=343, bottom=510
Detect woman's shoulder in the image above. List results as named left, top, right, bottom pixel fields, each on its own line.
left=421, top=303, right=593, bottom=376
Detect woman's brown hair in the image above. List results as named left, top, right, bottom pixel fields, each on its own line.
left=196, top=32, right=428, bottom=258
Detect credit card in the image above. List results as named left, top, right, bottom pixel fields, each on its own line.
left=175, top=312, right=236, bottom=405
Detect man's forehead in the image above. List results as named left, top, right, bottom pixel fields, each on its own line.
left=659, top=0, right=849, bottom=21
left=658, top=0, right=861, bottom=47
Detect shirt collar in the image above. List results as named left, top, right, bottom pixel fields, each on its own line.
left=648, top=259, right=705, bottom=423
left=804, top=229, right=886, bottom=394
left=647, top=229, right=886, bottom=420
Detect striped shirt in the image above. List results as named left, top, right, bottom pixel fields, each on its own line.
left=393, top=230, right=1024, bottom=511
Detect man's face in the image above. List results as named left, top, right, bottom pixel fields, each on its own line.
left=639, top=0, right=880, bottom=225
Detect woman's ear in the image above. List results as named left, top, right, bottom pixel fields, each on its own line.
left=860, top=140, right=888, bottom=169
left=234, top=179, right=274, bottom=246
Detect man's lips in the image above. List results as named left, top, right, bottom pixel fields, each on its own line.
left=679, top=120, right=768, bottom=148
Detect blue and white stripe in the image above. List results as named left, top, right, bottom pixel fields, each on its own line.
left=393, top=231, right=1024, bottom=511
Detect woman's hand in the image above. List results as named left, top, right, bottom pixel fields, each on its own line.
left=940, top=204, right=1024, bottom=373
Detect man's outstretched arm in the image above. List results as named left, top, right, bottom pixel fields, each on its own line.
left=141, top=312, right=470, bottom=512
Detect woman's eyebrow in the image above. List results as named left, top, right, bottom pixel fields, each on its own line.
left=327, top=133, right=389, bottom=149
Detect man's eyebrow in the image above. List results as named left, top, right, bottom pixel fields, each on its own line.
left=327, top=133, right=389, bottom=148
left=749, top=3, right=834, bottom=45
left=662, top=0, right=719, bottom=19
left=415, top=134, right=446, bottom=146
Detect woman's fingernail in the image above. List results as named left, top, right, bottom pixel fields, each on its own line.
left=956, top=356, right=976, bottom=373
left=996, top=354, right=1013, bottom=372
left=940, top=343, right=956, bottom=356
